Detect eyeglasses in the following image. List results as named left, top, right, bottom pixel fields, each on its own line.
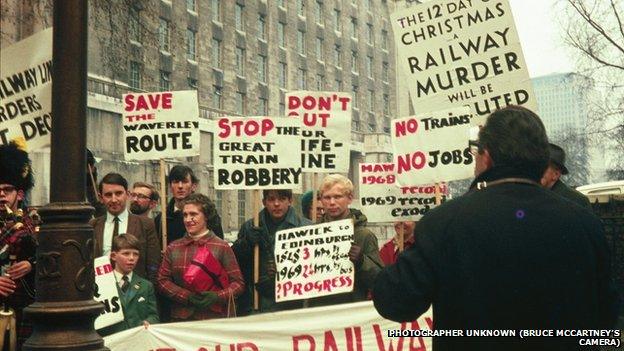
left=129, top=192, right=151, bottom=200
left=468, top=140, right=481, bottom=155
left=0, top=186, right=17, bottom=194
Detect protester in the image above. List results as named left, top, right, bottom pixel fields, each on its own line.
left=155, top=165, right=224, bottom=245
left=129, top=182, right=159, bottom=218
left=541, top=143, right=592, bottom=210
left=158, top=194, right=243, bottom=321
left=233, top=189, right=312, bottom=315
left=300, top=190, right=324, bottom=222
left=99, top=234, right=159, bottom=336
left=378, top=221, right=416, bottom=266
left=91, top=173, right=161, bottom=283
left=373, top=106, right=619, bottom=350
left=0, top=139, right=38, bottom=349
left=307, top=174, right=383, bottom=307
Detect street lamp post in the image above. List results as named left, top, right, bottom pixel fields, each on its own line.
left=23, top=1, right=107, bottom=350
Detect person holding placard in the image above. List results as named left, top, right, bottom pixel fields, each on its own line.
left=158, top=194, right=243, bottom=321
left=91, top=173, right=161, bottom=283
left=233, top=190, right=312, bottom=315
left=155, top=165, right=224, bottom=245
left=307, top=175, right=384, bottom=307
left=129, top=182, right=160, bottom=218
left=99, top=234, right=159, bottom=336
left=379, top=221, right=416, bottom=266
left=541, top=143, right=592, bottom=210
left=373, top=106, right=619, bottom=350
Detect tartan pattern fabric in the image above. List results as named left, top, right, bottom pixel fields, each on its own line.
left=157, top=232, right=244, bottom=320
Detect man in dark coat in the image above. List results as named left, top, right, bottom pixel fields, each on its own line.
left=373, top=106, right=619, bottom=351
left=541, top=143, right=592, bottom=210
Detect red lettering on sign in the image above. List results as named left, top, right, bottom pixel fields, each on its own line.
left=124, top=93, right=173, bottom=112
left=293, top=335, right=316, bottom=351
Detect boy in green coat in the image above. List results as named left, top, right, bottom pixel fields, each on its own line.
left=100, top=234, right=159, bottom=336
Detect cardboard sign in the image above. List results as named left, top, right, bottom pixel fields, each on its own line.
left=0, top=28, right=53, bottom=149
left=214, top=116, right=302, bottom=190
left=391, top=107, right=474, bottom=185
left=122, top=90, right=200, bottom=160
left=286, top=91, right=352, bottom=173
left=391, top=0, right=537, bottom=125
left=274, top=219, right=354, bottom=302
left=94, top=255, right=124, bottom=330
left=359, top=163, right=448, bottom=222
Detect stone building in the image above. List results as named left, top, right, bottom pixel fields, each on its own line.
left=1, top=0, right=398, bottom=239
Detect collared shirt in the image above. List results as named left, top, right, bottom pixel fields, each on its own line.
left=103, top=209, right=129, bottom=256
left=113, top=270, right=133, bottom=290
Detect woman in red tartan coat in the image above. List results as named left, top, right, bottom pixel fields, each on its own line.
left=157, top=193, right=244, bottom=321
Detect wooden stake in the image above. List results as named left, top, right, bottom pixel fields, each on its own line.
left=87, top=164, right=98, bottom=199
left=434, top=183, right=442, bottom=205
left=397, top=223, right=404, bottom=253
left=159, top=159, right=168, bottom=252
left=252, top=190, right=260, bottom=311
left=311, top=173, right=318, bottom=223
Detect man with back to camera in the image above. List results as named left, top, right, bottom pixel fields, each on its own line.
left=372, top=106, right=619, bottom=351
left=541, top=143, right=592, bottom=210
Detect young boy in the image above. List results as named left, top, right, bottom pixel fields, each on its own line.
left=100, top=234, right=159, bottom=336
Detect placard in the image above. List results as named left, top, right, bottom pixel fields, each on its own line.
left=94, top=255, right=124, bottom=330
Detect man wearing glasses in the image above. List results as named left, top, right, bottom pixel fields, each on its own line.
left=373, top=106, right=619, bottom=350
left=129, top=182, right=160, bottom=218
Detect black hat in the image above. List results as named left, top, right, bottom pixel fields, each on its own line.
left=548, top=143, right=569, bottom=175
left=0, top=138, right=34, bottom=191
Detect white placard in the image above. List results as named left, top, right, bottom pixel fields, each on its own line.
left=94, top=255, right=124, bottom=330
left=122, top=90, right=200, bottom=160
left=274, top=219, right=354, bottom=302
left=0, top=28, right=53, bottom=149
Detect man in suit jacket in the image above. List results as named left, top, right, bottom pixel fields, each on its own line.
left=91, top=173, right=161, bottom=283
left=541, top=143, right=592, bottom=210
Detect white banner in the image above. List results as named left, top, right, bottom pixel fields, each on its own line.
left=286, top=91, right=352, bottom=173
left=94, top=255, right=124, bottom=330
left=390, top=0, right=537, bottom=125
left=122, top=90, right=200, bottom=160
left=104, top=301, right=434, bottom=351
left=214, top=116, right=302, bottom=190
left=0, top=28, right=53, bottom=149
left=391, top=107, right=474, bottom=185
left=275, top=219, right=354, bottom=302
left=359, top=163, right=448, bottom=222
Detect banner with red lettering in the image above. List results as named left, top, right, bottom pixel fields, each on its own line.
left=286, top=91, right=352, bottom=173
left=214, top=117, right=302, bottom=190
left=122, top=90, right=200, bottom=160
left=104, top=301, right=433, bottom=350
left=359, top=163, right=448, bottom=222
left=390, top=0, right=537, bottom=126
left=274, top=219, right=354, bottom=302
left=391, top=107, right=474, bottom=185
left=94, top=255, right=124, bottom=330
left=0, top=28, right=52, bottom=149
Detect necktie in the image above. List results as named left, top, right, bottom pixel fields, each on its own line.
left=112, top=216, right=120, bottom=239
left=121, top=275, right=129, bottom=293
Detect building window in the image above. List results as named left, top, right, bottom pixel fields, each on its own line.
left=258, top=97, right=268, bottom=115
left=381, top=29, right=388, bottom=50
left=278, top=22, right=285, bottom=47
left=367, top=56, right=373, bottom=78
left=316, top=74, right=324, bottom=90
left=236, top=47, right=245, bottom=75
left=212, top=85, right=222, bottom=109
left=334, top=78, right=342, bottom=91
left=129, top=61, right=142, bottom=89
left=352, top=119, right=360, bottom=131
left=159, top=71, right=170, bottom=91
left=235, top=4, right=244, bottom=31
left=334, top=45, right=342, bottom=67
left=367, top=24, right=374, bottom=45
left=297, top=0, right=305, bottom=16
left=278, top=0, right=285, bottom=8
left=279, top=62, right=287, bottom=88
left=211, top=0, right=221, bottom=21
left=257, top=55, right=267, bottom=83
left=186, top=0, right=195, bottom=12
left=352, top=85, right=359, bottom=108
left=384, top=117, right=391, bottom=133
left=258, top=14, right=266, bottom=40
left=383, top=94, right=390, bottom=115
left=365, top=0, right=372, bottom=10
left=212, top=38, right=221, bottom=68
left=280, top=102, right=285, bottom=115
left=186, top=29, right=196, bottom=61
left=297, top=30, right=306, bottom=55
left=368, top=115, right=376, bottom=132
left=316, top=37, right=323, bottom=61
left=368, top=90, right=374, bottom=111
left=129, top=7, right=141, bottom=43
left=188, top=77, right=198, bottom=89
left=298, top=68, right=307, bottom=89
left=237, top=191, right=246, bottom=226
left=236, top=91, right=246, bottom=115
left=351, top=51, right=358, bottom=73
left=351, top=18, right=357, bottom=39
left=316, top=1, right=324, bottom=24
left=334, top=9, right=341, bottom=32
left=159, top=18, right=170, bottom=52
left=382, top=61, right=389, bottom=82
left=215, top=190, right=223, bottom=217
